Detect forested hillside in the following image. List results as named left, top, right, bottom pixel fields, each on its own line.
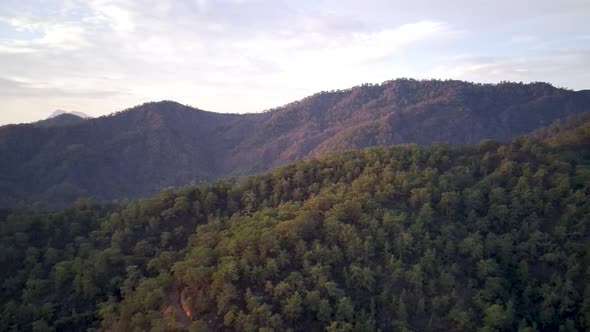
left=1, top=118, right=589, bottom=331
left=1, top=79, right=589, bottom=207
left=529, top=109, right=590, bottom=137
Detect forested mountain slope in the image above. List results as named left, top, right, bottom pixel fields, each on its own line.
left=1, top=79, right=589, bottom=207
left=529, top=110, right=590, bottom=140
left=1, top=117, right=589, bottom=331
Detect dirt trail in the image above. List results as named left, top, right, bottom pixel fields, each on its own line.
left=162, top=284, right=192, bottom=328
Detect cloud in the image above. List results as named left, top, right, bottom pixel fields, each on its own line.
left=0, top=15, right=90, bottom=51
left=0, top=1, right=459, bottom=105
left=511, top=35, right=536, bottom=44
left=0, top=42, right=36, bottom=54
left=87, top=0, right=136, bottom=34
left=425, top=47, right=590, bottom=88
left=0, top=76, right=121, bottom=98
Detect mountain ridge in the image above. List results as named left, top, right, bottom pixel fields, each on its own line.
left=1, top=79, right=589, bottom=207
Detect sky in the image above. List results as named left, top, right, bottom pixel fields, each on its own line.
left=0, top=0, right=589, bottom=124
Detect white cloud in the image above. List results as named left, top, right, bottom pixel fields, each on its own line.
left=511, top=35, right=536, bottom=44
left=424, top=47, right=590, bottom=88
left=87, top=0, right=136, bottom=33
left=194, top=0, right=208, bottom=13
left=0, top=42, right=36, bottom=54
left=0, top=15, right=90, bottom=51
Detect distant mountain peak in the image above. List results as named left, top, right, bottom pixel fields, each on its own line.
left=49, top=110, right=91, bottom=119
left=34, top=113, right=87, bottom=128
left=125, top=100, right=206, bottom=114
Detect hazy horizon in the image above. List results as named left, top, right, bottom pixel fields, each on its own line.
left=1, top=0, right=589, bottom=125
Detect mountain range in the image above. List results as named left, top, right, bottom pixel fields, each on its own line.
left=1, top=79, right=589, bottom=207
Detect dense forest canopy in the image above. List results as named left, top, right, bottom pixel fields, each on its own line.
left=1, top=79, right=589, bottom=208
left=1, top=115, right=589, bottom=331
